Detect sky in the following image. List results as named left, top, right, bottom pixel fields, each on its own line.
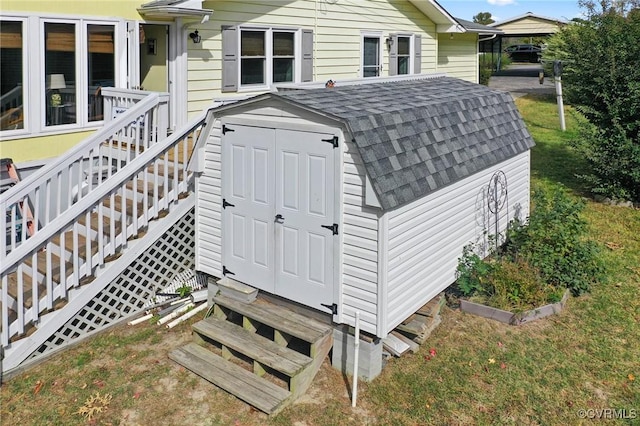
left=437, top=0, right=584, bottom=23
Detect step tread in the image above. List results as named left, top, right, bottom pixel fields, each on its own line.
left=214, top=295, right=332, bottom=344
left=193, top=316, right=312, bottom=376
left=169, top=343, right=290, bottom=414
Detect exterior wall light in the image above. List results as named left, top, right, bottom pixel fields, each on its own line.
left=189, top=30, right=201, bottom=44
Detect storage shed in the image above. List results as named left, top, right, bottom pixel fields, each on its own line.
left=192, top=76, right=534, bottom=338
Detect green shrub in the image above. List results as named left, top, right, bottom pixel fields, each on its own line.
left=504, top=186, right=605, bottom=295
left=455, top=186, right=604, bottom=309
left=542, top=7, right=640, bottom=201
left=479, top=67, right=492, bottom=86
left=455, top=244, right=493, bottom=296
left=478, top=52, right=511, bottom=71
left=478, top=53, right=512, bottom=85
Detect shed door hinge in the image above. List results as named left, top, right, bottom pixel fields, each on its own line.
left=321, top=136, right=339, bottom=148
left=222, top=124, right=234, bottom=135
left=321, top=303, right=338, bottom=315
left=321, top=223, right=339, bottom=235
left=222, top=266, right=235, bottom=276
left=222, top=199, right=235, bottom=209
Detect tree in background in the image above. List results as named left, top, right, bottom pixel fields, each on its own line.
left=473, top=12, right=495, bottom=25
left=578, top=0, right=640, bottom=16
left=543, top=1, right=640, bottom=201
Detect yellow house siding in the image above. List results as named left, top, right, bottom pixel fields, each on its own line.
left=188, top=0, right=439, bottom=114
left=437, top=33, right=478, bottom=83
left=497, top=17, right=563, bottom=35
left=1, top=131, right=94, bottom=163
left=1, top=1, right=145, bottom=20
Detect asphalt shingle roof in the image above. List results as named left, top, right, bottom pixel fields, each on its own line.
left=272, top=77, right=534, bottom=210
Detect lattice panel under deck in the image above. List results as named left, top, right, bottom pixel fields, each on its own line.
left=28, top=207, right=195, bottom=360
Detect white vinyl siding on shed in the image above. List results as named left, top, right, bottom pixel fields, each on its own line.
left=384, top=151, right=531, bottom=333
left=187, top=0, right=439, bottom=114
left=437, top=33, right=478, bottom=83
left=195, top=121, right=224, bottom=278
left=341, top=139, right=379, bottom=336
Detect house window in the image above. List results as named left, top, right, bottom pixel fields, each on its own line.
left=0, top=20, right=24, bottom=131
left=87, top=24, right=115, bottom=122
left=1, top=16, right=119, bottom=137
left=222, top=26, right=312, bottom=92
left=239, top=29, right=296, bottom=86
left=388, top=33, right=421, bottom=76
left=273, top=31, right=294, bottom=83
left=397, top=36, right=410, bottom=75
left=362, top=36, right=381, bottom=77
left=44, top=22, right=116, bottom=127
left=241, top=30, right=266, bottom=85
left=44, top=23, right=77, bottom=127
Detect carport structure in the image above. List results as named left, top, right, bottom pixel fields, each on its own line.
left=480, top=12, right=567, bottom=70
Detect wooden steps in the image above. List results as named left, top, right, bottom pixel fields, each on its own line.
left=170, top=343, right=291, bottom=415
left=170, top=295, right=333, bottom=415
left=213, top=295, right=330, bottom=346
left=193, top=316, right=312, bottom=376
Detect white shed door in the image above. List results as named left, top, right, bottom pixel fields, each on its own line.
left=222, top=125, right=276, bottom=292
left=222, top=124, right=336, bottom=311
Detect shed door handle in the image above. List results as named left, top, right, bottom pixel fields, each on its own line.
left=275, top=214, right=285, bottom=223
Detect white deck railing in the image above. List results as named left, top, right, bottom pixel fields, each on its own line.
left=1, top=92, right=169, bottom=256
left=0, top=108, right=210, bottom=347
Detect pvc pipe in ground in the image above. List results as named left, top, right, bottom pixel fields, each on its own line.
left=555, top=76, right=566, bottom=131
left=155, top=300, right=190, bottom=318
left=352, top=311, right=360, bottom=408
left=157, top=302, right=194, bottom=325
left=166, top=303, right=208, bottom=329
left=170, top=297, right=191, bottom=306
left=190, top=289, right=208, bottom=304
left=128, top=313, right=153, bottom=326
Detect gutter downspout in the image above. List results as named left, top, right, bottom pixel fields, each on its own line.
left=478, top=34, right=498, bottom=42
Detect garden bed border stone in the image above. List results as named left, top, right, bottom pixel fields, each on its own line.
left=459, top=290, right=570, bottom=325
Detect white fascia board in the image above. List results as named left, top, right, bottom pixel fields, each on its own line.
left=407, top=0, right=461, bottom=31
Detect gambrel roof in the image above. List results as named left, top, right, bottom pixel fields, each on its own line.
left=211, top=77, right=535, bottom=210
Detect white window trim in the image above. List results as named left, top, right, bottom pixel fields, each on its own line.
left=396, top=33, right=415, bottom=76
left=361, top=31, right=383, bottom=78
left=1, top=13, right=125, bottom=141
left=237, top=26, right=301, bottom=93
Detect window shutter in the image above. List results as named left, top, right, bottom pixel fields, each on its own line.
left=221, top=25, right=238, bottom=92
left=388, top=34, right=398, bottom=76
left=414, top=34, right=422, bottom=74
left=301, top=29, right=313, bottom=82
